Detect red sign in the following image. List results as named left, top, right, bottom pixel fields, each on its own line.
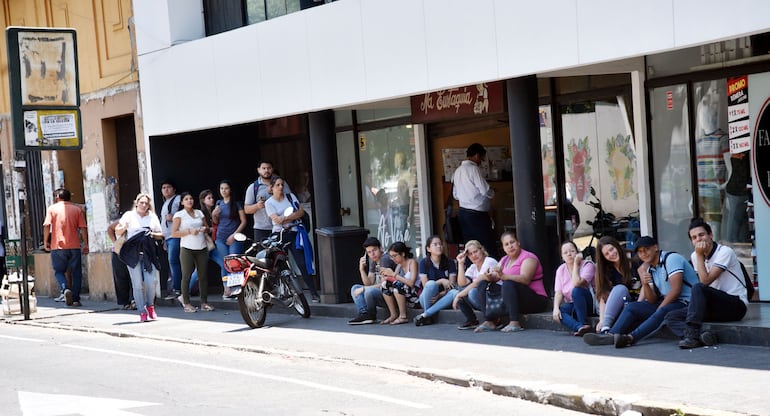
left=411, top=81, right=504, bottom=124
left=666, top=91, right=673, bottom=110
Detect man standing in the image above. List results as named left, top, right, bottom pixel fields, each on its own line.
left=583, top=235, right=698, bottom=347
left=43, top=188, right=88, bottom=307
left=244, top=160, right=291, bottom=242
left=159, top=179, right=181, bottom=299
left=665, top=218, right=749, bottom=348
left=347, top=237, right=395, bottom=324
left=453, top=143, right=495, bottom=255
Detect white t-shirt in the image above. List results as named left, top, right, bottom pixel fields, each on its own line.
left=120, top=210, right=162, bottom=239
left=464, top=257, right=500, bottom=285
left=692, top=243, right=748, bottom=305
left=173, top=209, right=207, bottom=250
left=453, top=160, right=494, bottom=212
left=265, top=195, right=299, bottom=233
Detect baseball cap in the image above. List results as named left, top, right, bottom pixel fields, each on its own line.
left=635, top=236, right=657, bottom=251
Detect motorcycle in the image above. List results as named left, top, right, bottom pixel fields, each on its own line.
left=582, top=186, right=640, bottom=261
left=224, top=207, right=311, bottom=328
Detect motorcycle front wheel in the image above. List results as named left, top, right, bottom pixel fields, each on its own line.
left=287, top=276, right=311, bottom=318
left=238, top=279, right=267, bottom=328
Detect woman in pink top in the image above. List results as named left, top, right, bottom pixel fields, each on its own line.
left=478, top=231, right=548, bottom=332
left=552, top=241, right=596, bottom=336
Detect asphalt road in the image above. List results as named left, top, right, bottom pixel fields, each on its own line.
left=1, top=324, right=589, bottom=416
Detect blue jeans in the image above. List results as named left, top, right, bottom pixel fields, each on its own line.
left=127, top=263, right=157, bottom=311
left=558, top=286, right=593, bottom=332
left=457, top=286, right=483, bottom=322
left=611, top=300, right=687, bottom=343
left=351, top=284, right=386, bottom=317
left=51, top=249, right=82, bottom=302
left=166, top=238, right=182, bottom=291
left=602, top=284, right=631, bottom=330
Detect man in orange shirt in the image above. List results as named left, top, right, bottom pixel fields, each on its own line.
left=43, top=188, right=88, bottom=307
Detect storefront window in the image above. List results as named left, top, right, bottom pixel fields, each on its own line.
left=359, top=125, right=421, bottom=252
left=650, top=84, right=693, bottom=254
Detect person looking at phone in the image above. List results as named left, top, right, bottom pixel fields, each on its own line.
left=380, top=242, right=419, bottom=325
left=348, top=237, right=396, bottom=325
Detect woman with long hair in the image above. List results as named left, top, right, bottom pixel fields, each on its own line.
left=171, top=192, right=214, bottom=313
left=265, top=176, right=320, bottom=302
left=414, top=235, right=457, bottom=326
left=552, top=240, right=596, bottom=336
left=592, top=236, right=640, bottom=334
left=379, top=241, right=419, bottom=325
left=212, top=180, right=247, bottom=297
left=115, top=193, right=164, bottom=322
left=451, top=240, right=498, bottom=330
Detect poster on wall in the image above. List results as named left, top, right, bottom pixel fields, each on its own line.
left=749, top=72, right=770, bottom=300
left=441, top=146, right=509, bottom=181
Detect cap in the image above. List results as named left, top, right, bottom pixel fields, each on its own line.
left=635, top=236, right=658, bottom=251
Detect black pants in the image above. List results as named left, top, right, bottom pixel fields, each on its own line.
left=458, top=208, right=496, bottom=257
left=477, top=280, right=548, bottom=322
left=665, top=282, right=747, bottom=337
left=111, top=252, right=133, bottom=305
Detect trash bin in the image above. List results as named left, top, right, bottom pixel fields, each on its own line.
left=315, top=226, right=369, bottom=304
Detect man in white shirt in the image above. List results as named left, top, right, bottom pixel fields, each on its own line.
left=665, top=218, right=749, bottom=348
left=159, top=179, right=181, bottom=299
left=452, top=143, right=496, bottom=255
left=244, top=160, right=291, bottom=242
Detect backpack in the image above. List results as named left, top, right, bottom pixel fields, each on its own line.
left=724, top=260, right=755, bottom=301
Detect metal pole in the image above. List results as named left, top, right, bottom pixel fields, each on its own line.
left=19, top=186, right=30, bottom=320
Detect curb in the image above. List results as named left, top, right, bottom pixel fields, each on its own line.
left=8, top=317, right=748, bottom=416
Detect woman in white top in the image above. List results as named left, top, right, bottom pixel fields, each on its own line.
left=380, top=241, right=419, bottom=325
left=265, top=176, right=320, bottom=302
left=171, top=192, right=213, bottom=312
left=452, top=240, right=499, bottom=330
left=116, top=193, right=163, bottom=322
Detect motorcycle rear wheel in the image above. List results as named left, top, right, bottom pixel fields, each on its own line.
left=238, top=279, right=267, bottom=328
left=287, top=277, right=311, bottom=318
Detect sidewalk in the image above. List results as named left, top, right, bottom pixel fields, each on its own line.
left=3, top=296, right=769, bottom=416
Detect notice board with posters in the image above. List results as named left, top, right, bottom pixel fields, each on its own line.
left=441, top=146, right=510, bottom=182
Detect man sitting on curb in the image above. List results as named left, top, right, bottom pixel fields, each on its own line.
left=348, top=237, right=396, bottom=325
left=584, top=235, right=698, bottom=348
left=664, top=218, right=749, bottom=348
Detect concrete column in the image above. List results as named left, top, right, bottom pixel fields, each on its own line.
left=309, top=110, right=341, bottom=228
left=506, top=76, right=556, bottom=295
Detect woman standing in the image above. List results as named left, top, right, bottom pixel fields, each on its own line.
left=451, top=240, right=498, bottom=330
left=212, top=180, right=247, bottom=297
left=188, top=189, right=218, bottom=296
left=414, top=235, right=457, bottom=326
left=380, top=241, right=419, bottom=325
left=552, top=241, right=596, bottom=336
left=265, top=176, right=320, bottom=302
left=171, top=192, right=214, bottom=313
left=483, top=231, right=548, bottom=333
left=591, top=236, right=640, bottom=334
left=115, top=193, right=164, bottom=322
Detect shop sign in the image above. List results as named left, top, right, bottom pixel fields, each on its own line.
left=754, top=96, right=770, bottom=206
left=411, top=81, right=504, bottom=124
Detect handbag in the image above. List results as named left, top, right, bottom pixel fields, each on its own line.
left=484, top=282, right=506, bottom=319
left=204, top=234, right=216, bottom=252
left=113, top=233, right=126, bottom=254
left=443, top=183, right=463, bottom=244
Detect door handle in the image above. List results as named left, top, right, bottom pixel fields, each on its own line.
left=340, top=207, right=351, bottom=216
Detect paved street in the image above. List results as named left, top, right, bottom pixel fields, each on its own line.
left=3, top=298, right=769, bottom=415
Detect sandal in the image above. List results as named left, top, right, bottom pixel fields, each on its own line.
left=390, top=316, right=409, bottom=325
left=474, top=322, right=497, bottom=333
left=573, top=324, right=592, bottom=337
left=200, top=303, right=215, bottom=312
left=381, top=316, right=396, bottom=325
left=500, top=323, right=524, bottom=333
left=183, top=304, right=197, bottom=313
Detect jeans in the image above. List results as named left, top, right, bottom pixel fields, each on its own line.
left=611, top=300, right=687, bottom=343
left=457, top=286, right=483, bottom=322
left=111, top=252, right=132, bottom=306
left=602, top=285, right=631, bottom=330
left=480, top=280, right=547, bottom=322
left=664, top=283, right=747, bottom=337
left=253, top=229, right=272, bottom=244
left=423, top=289, right=459, bottom=318
left=458, top=208, right=496, bottom=257
left=558, top=286, right=594, bottom=332
left=166, top=238, right=182, bottom=291
left=50, top=249, right=82, bottom=302
left=350, top=284, right=386, bottom=317
left=419, top=280, right=458, bottom=317
left=127, top=263, right=157, bottom=311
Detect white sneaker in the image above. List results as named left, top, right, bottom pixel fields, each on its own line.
left=54, top=293, right=66, bottom=302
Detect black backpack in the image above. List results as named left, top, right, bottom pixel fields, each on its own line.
left=725, top=261, right=755, bottom=301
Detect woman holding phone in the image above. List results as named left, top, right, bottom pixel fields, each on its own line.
left=379, top=241, right=419, bottom=325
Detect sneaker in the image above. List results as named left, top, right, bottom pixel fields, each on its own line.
left=54, top=293, right=66, bottom=302
left=348, top=313, right=375, bottom=325
left=146, top=305, right=157, bottom=320
left=140, top=312, right=148, bottom=323
left=614, top=333, right=634, bottom=348
left=457, top=320, right=479, bottom=330
left=583, top=332, right=614, bottom=346
left=311, top=294, right=321, bottom=303
left=700, top=331, right=718, bottom=346
left=64, top=289, right=73, bottom=306
left=230, top=287, right=242, bottom=297
left=164, top=291, right=180, bottom=301
left=678, top=337, right=703, bottom=349
left=415, top=314, right=435, bottom=327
